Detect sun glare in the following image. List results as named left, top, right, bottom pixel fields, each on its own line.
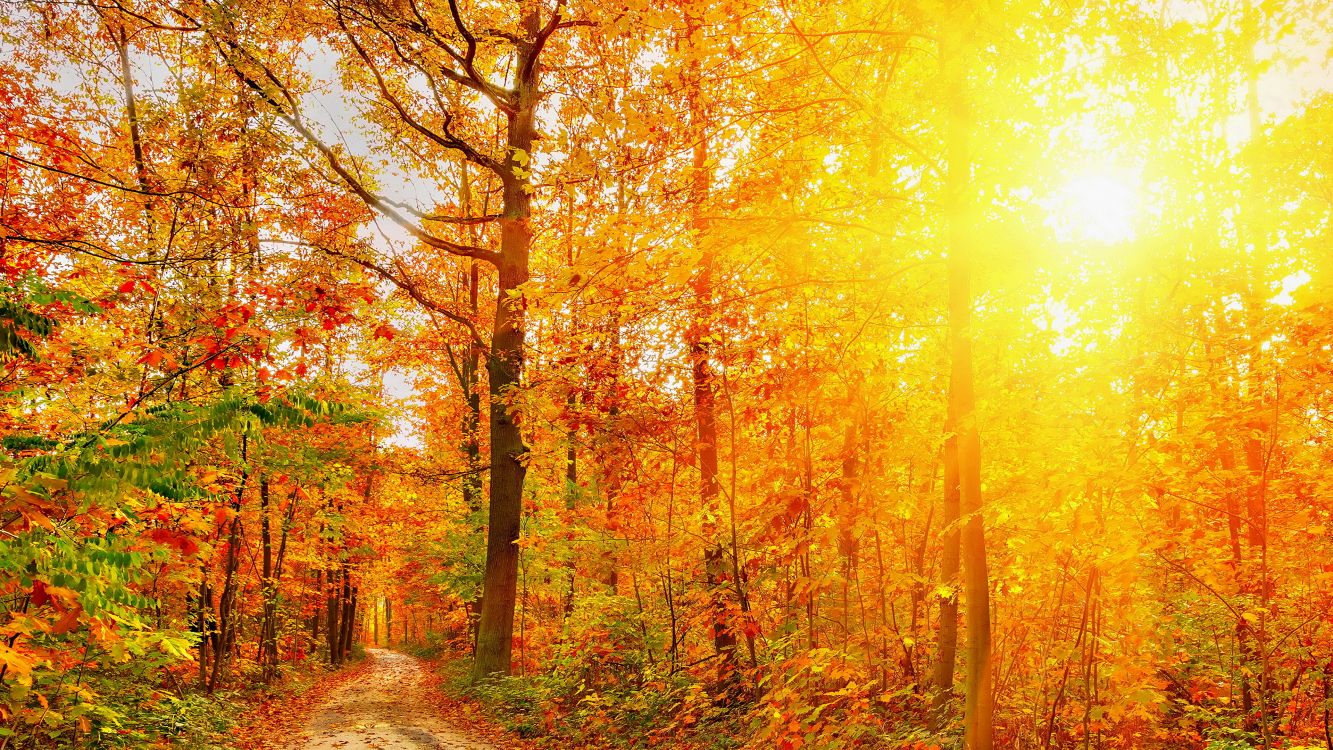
left=1044, top=170, right=1141, bottom=245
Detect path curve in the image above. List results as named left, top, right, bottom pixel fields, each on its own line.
left=300, top=648, right=494, bottom=750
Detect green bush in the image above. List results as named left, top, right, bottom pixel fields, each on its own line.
left=399, top=632, right=447, bottom=660
left=466, top=674, right=546, bottom=739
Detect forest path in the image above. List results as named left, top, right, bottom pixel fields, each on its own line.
left=300, top=649, right=494, bottom=750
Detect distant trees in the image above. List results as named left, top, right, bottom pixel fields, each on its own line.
left=4, top=0, right=1333, bottom=747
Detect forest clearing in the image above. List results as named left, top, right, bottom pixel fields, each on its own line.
left=1, top=0, right=1333, bottom=748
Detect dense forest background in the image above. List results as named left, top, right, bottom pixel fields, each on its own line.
left=2, top=0, right=1333, bottom=747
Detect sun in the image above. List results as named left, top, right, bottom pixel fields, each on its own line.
left=1043, top=169, right=1141, bottom=245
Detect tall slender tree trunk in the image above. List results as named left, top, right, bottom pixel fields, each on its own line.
left=209, top=465, right=245, bottom=692
left=472, top=2, right=542, bottom=678
left=195, top=579, right=215, bottom=688
left=681, top=16, right=736, bottom=675
left=563, top=385, right=581, bottom=613
left=942, top=13, right=994, bottom=749
left=110, top=20, right=153, bottom=233
left=457, top=161, right=486, bottom=652
left=310, top=568, right=322, bottom=647
left=258, top=476, right=275, bottom=679
left=259, top=483, right=297, bottom=680
left=327, top=564, right=342, bottom=664
left=593, top=178, right=629, bottom=592
left=207, top=433, right=248, bottom=693
left=343, top=586, right=359, bottom=658
left=836, top=413, right=861, bottom=647
left=1241, top=11, right=1272, bottom=743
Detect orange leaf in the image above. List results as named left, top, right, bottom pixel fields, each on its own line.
left=137, top=349, right=166, bottom=367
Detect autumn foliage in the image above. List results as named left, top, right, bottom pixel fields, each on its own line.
left=1, top=0, right=1333, bottom=749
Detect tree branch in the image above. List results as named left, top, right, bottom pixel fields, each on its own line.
left=212, top=37, right=501, bottom=265
left=337, top=14, right=504, bottom=175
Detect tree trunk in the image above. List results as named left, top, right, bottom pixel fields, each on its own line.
left=310, top=568, right=322, bottom=647
left=208, top=435, right=247, bottom=693
left=258, top=476, right=274, bottom=679
left=472, top=3, right=542, bottom=679
left=461, top=166, right=485, bottom=653
left=208, top=511, right=242, bottom=692
left=194, top=579, right=215, bottom=688
left=942, top=15, right=995, bottom=749
left=340, top=565, right=353, bottom=660
left=111, top=20, right=153, bottom=232
left=340, top=584, right=357, bottom=660
left=326, top=565, right=342, bottom=664
left=681, top=13, right=736, bottom=678
left=260, top=484, right=297, bottom=679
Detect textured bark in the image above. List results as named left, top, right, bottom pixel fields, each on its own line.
left=472, top=2, right=541, bottom=678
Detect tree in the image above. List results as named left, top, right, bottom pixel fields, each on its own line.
left=941, top=8, right=994, bottom=747
left=191, top=0, right=587, bottom=677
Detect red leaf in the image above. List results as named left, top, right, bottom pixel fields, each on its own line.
left=50, top=608, right=81, bottom=635
left=31, top=580, right=49, bottom=607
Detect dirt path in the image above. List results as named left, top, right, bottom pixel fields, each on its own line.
left=299, top=649, right=495, bottom=750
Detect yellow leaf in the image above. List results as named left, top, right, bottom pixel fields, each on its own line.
left=0, top=644, right=34, bottom=678
left=45, top=586, right=79, bottom=609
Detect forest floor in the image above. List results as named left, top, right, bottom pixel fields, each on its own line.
left=294, top=647, right=498, bottom=746
left=271, top=649, right=512, bottom=750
